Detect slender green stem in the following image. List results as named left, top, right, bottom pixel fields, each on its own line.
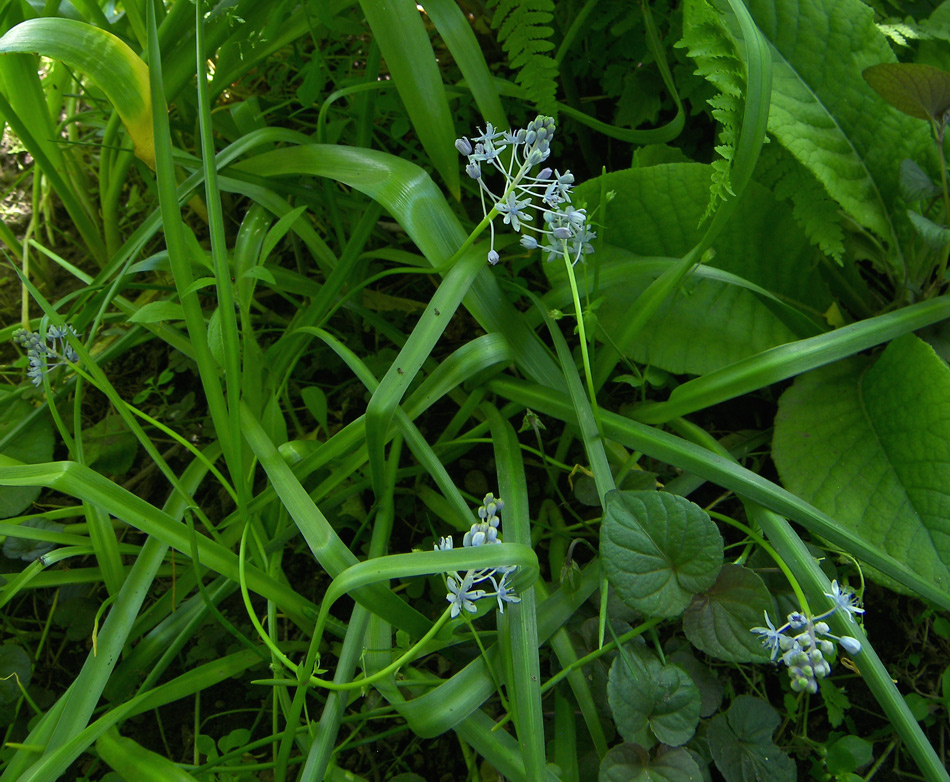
left=562, top=248, right=602, bottom=430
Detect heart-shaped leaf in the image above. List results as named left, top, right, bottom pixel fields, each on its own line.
left=708, top=696, right=795, bottom=782
left=0, top=644, right=31, bottom=705
left=602, top=490, right=723, bottom=617
left=599, top=743, right=704, bottom=782
left=607, top=642, right=701, bottom=747
left=864, top=63, right=950, bottom=121
left=683, top=564, right=772, bottom=663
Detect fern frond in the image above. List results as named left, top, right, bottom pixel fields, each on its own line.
left=757, top=144, right=846, bottom=264
left=488, top=0, right=558, bottom=115
left=678, top=0, right=746, bottom=219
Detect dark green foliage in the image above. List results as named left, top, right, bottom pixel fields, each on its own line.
left=487, top=0, right=559, bottom=114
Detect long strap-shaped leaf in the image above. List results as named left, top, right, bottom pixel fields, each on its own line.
left=0, top=455, right=317, bottom=623
left=0, top=18, right=154, bottom=166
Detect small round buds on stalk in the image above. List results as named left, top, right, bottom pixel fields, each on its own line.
left=435, top=493, right=520, bottom=618
left=455, top=115, right=596, bottom=266
left=750, top=580, right=864, bottom=694
left=13, top=325, right=80, bottom=387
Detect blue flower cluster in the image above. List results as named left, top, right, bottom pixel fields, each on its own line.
left=455, top=116, right=596, bottom=267
left=435, top=493, right=521, bottom=618
left=751, top=581, right=864, bottom=694
left=13, top=325, right=79, bottom=387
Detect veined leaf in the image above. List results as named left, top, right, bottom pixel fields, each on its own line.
left=717, top=0, right=932, bottom=250
left=773, top=334, right=950, bottom=593
left=0, top=18, right=154, bottom=167
left=863, top=63, right=950, bottom=122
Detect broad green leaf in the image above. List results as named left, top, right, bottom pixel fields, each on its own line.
left=773, top=334, right=950, bottom=593
left=668, top=649, right=724, bottom=718
left=601, top=490, right=724, bottom=618
left=717, top=0, right=932, bottom=245
left=863, top=63, right=950, bottom=122
left=83, top=414, right=138, bottom=476
left=128, top=301, right=186, bottom=324
left=0, top=400, right=53, bottom=518
left=0, top=18, right=154, bottom=167
left=708, top=696, right=795, bottom=782
left=825, top=735, right=873, bottom=776
left=599, top=743, right=704, bottom=782
left=907, top=209, right=950, bottom=249
left=900, top=158, right=941, bottom=200
left=561, top=164, right=830, bottom=375
left=0, top=644, right=31, bottom=705
left=682, top=564, right=772, bottom=663
left=607, top=643, right=701, bottom=747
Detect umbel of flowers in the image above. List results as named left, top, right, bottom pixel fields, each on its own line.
left=435, top=493, right=521, bottom=618
left=751, top=581, right=864, bottom=694
left=455, top=116, right=596, bottom=267
left=13, top=325, right=79, bottom=387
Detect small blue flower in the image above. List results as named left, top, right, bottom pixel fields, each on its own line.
left=751, top=611, right=785, bottom=660
left=495, top=192, right=533, bottom=233
left=455, top=137, right=473, bottom=156
left=446, top=571, right=486, bottom=618
left=825, top=581, right=864, bottom=616
left=493, top=569, right=521, bottom=614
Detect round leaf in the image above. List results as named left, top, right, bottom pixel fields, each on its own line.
left=599, top=743, right=704, bottom=782
left=602, top=490, right=724, bottom=617
left=708, top=696, right=795, bottom=782
left=864, top=63, right=950, bottom=121
left=607, top=643, right=701, bottom=747
left=683, top=564, right=772, bottom=662
left=0, top=644, right=31, bottom=704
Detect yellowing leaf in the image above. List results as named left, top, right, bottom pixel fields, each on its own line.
left=0, top=18, right=154, bottom=167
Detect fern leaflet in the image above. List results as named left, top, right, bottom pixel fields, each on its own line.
left=488, top=0, right=558, bottom=115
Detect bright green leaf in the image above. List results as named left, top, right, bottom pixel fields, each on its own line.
left=773, top=334, right=950, bottom=594
left=720, top=0, right=932, bottom=245
left=683, top=564, right=772, bottom=663
left=907, top=209, right=950, bottom=249
left=0, top=18, right=154, bottom=166
left=562, top=165, right=830, bottom=375
left=602, top=490, right=724, bottom=617
left=128, top=301, right=185, bottom=324
left=825, top=735, right=873, bottom=775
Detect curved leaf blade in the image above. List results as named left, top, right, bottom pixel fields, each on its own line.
left=0, top=18, right=154, bottom=166
left=358, top=0, right=459, bottom=197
